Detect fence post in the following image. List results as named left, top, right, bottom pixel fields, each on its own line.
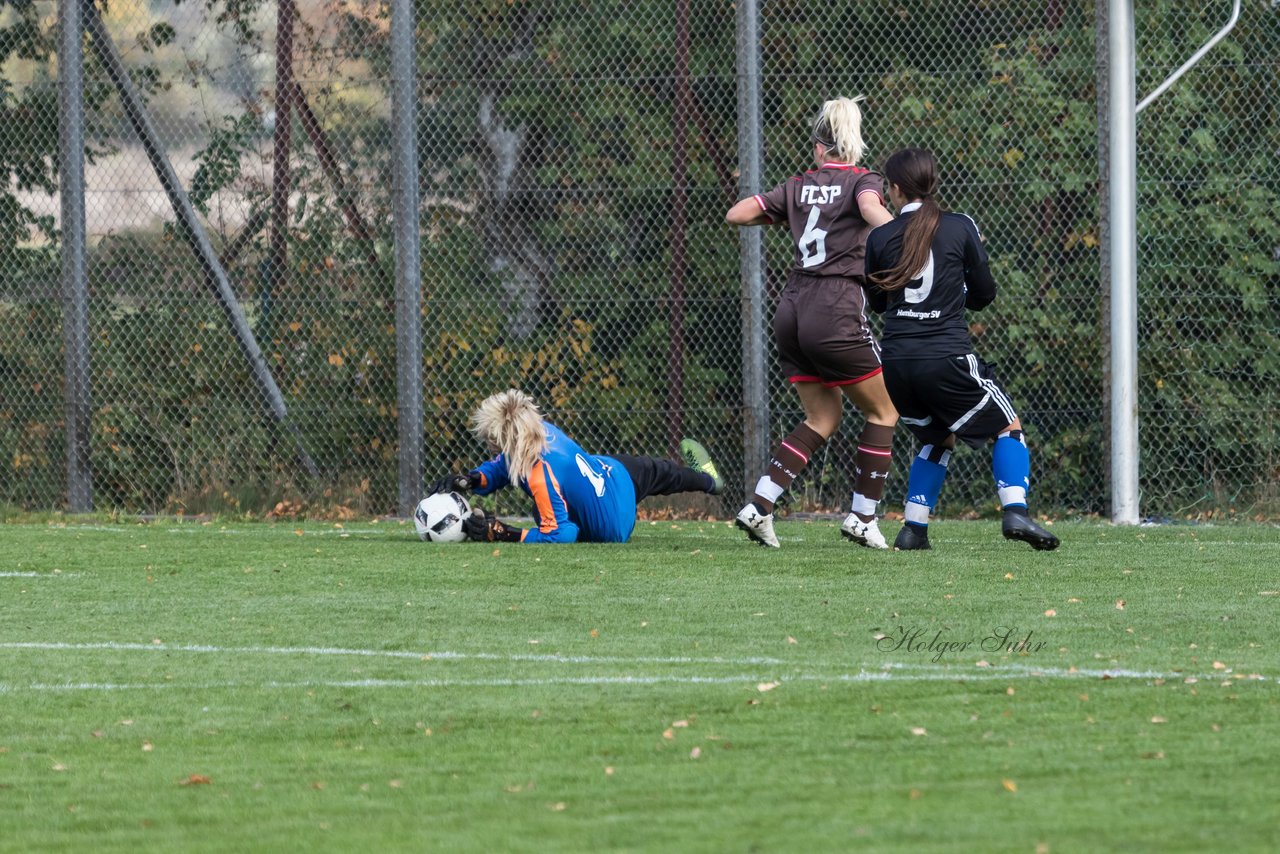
left=666, top=0, right=691, bottom=454
left=1095, top=0, right=1113, bottom=516
left=59, top=0, right=92, bottom=512
left=736, top=0, right=768, bottom=496
left=269, top=0, right=294, bottom=307
left=391, top=0, right=423, bottom=516
left=1106, top=0, right=1140, bottom=524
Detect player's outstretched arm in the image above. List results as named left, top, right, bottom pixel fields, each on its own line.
left=726, top=196, right=772, bottom=227
left=469, top=457, right=510, bottom=495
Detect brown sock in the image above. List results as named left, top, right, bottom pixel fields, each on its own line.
left=753, top=423, right=826, bottom=513
left=851, top=422, right=895, bottom=521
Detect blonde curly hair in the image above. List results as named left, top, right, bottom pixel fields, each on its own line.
left=470, top=389, right=548, bottom=485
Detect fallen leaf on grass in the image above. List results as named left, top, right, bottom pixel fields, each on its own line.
left=756, top=681, right=780, bottom=693
left=388, top=779, right=403, bottom=788
left=1212, top=661, right=1227, bottom=670
left=787, top=636, right=798, bottom=645
left=689, top=747, right=701, bottom=759
left=1141, top=751, right=1165, bottom=760
left=604, top=767, right=614, bottom=777
left=909, top=789, right=922, bottom=800
left=550, top=802, right=567, bottom=812
left=1002, top=779, right=1018, bottom=793
left=141, top=742, right=153, bottom=752
left=1115, top=599, right=1125, bottom=610
left=910, top=727, right=927, bottom=736
left=179, top=775, right=212, bottom=786
left=671, top=720, right=689, bottom=728
left=1044, top=609, right=1056, bottom=617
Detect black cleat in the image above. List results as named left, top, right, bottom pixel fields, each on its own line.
left=893, top=524, right=931, bottom=551
left=1002, top=509, right=1060, bottom=551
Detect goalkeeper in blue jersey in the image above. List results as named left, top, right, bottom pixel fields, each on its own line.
left=430, top=389, right=722, bottom=544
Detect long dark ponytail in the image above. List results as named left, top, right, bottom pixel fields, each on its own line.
left=871, top=148, right=941, bottom=292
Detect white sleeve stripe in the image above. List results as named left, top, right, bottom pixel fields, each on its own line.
left=959, top=212, right=983, bottom=240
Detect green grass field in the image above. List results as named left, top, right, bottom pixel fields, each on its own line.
left=2, top=517, right=1278, bottom=852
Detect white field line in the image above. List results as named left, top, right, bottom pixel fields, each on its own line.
left=0, top=641, right=1268, bottom=690
left=0, top=667, right=1269, bottom=694
left=0, top=572, right=79, bottom=577
left=0, top=640, right=790, bottom=666
left=38, top=525, right=394, bottom=536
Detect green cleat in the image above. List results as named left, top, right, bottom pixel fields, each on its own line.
left=679, top=438, right=723, bottom=495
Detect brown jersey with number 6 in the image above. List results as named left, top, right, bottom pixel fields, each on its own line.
left=754, top=163, right=887, bottom=278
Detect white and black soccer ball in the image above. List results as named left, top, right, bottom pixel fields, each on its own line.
left=413, top=492, right=471, bottom=542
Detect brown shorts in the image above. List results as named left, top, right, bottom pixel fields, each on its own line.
left=773, top=272, right=883, bottom=386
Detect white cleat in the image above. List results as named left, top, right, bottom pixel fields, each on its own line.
left=736, top=503, right=780, bottom=548
left=841, top=514, right=889, bottom=550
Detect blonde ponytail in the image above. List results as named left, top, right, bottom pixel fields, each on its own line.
left=811, top=96, right=867, bottom=165
left=470, top=389, right=548, bottom=485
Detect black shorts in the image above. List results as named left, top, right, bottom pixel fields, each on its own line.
left=883, top=354, right=1019, bottom=448
left=773, top=272, right=883, bottom=387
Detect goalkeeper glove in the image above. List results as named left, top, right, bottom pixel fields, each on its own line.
left=430, top=472, right=479, bottom=495
left=462, top=509, right=522, bottom=543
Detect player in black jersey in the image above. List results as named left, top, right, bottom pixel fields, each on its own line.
left=865, top=148, right=1059, bottom=552
left=726, top=97, right=899, bottom=550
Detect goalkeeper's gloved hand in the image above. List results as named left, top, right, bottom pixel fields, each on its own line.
left=430, top=472, right=479, bottom=495
left=462, top=508, right=522, bottom=543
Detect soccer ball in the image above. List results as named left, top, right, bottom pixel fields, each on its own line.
left=413, top=492, right=471, bottom=542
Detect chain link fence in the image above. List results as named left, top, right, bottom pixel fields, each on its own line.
left=1, top=0, right=1276, bottom=520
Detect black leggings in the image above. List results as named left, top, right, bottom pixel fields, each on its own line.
left=614, top=455, right=711, bottom=502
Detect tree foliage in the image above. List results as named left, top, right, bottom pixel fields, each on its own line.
left=1, top=0, right=1276, bottom=516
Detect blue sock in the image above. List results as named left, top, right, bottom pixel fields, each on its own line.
left=993, top=431, right=1030, bottom=509
left=903, top=445, right=950, bottom=528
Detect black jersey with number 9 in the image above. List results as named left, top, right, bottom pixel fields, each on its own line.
left=864, top=206, right=998, bottom=360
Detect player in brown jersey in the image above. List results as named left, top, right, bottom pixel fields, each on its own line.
left=726, top=97, right=899, bottom=549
